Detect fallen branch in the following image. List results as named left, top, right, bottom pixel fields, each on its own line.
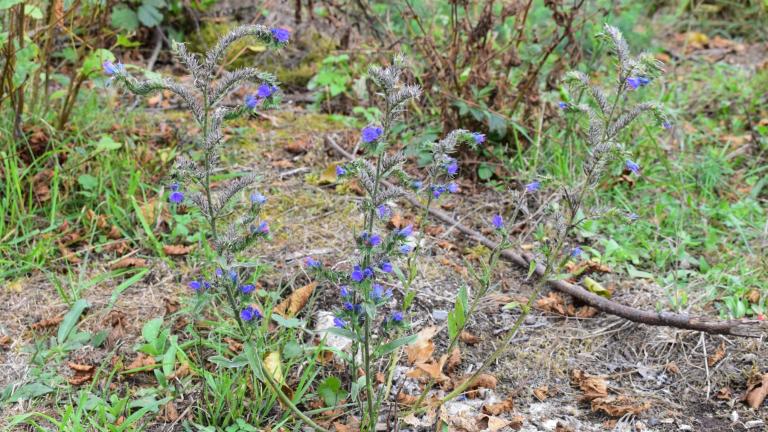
left=325, top=134, right=765, bottom=337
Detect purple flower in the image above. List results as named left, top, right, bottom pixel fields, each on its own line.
left=662, top=121, right=672, bottom=130
left=447, top=183, right=459, bottom=193
left=250, top=192, right=266, bottom=205
left=336, top=165, right=346, bottom=176
left=638, top=76, right=651, bottom=86
left=627, top=212, right=640, bottom=222
left=245, top=94, right=260, bottom=109
left=472, top=132, right=485, bottom=145
left=492, top=214, right=503, bottom=230
left=379, top=261, right=393, bottom=273
left=558, top=101, right=568, bottom=109
left=446, top=159, right=458, bottom=176
left=391, top=311, right=403, bottom=322
left=203, top=281, right=211, bottom=289
left=188, top=280, right=201, bottom=291
left=257, top=83, right=276, bottom=99
left=169, top=190, right=184, bottom=204
left=363, top=267, right=374, bottom=279
left=257, top=221, right=270, bottom=234
left=170, top=183, right=179, bottom=192
left=229, top=270, right=238, bottom=282
left=570, top=247, right=582, bottom=258
left=398, top=224, right=413, bottom=238
left=625, top=159, right=640, bottom=174
left=525, top=181, right=540, bottom=193
left=333, top=316, right=347, bottom=328
left=216, top=268, right=223, bottom=278
left=626, top=77, right=642, bottom=90
left=377, top=205, right=391, bottom=219
left=399, top=244, right=412, bottom=254
left=351, top=266, right=364, bottom=282
left=102, top=60, right=124, bottom=76
left=343, top=301, right=354, bottom=311
left=340, top=286, right=350, bottom=297
left=240, top=284, right=255, bottom=294
left=411, top=179, right=423, bottom=190
left=432, top=185, right=446, bottom=198
left=271, top=28, right=290, bottom=43
left=361, top=126, right=383, bottom=143
left=305, top=257, right=321, bottom=268
left=371, top=284, right=386, bottom=301
left=240, top=306, right=261, bottom=321
left=361, top=232, right=381, bottom=247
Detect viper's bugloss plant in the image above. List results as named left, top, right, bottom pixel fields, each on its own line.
left=106, top=25, right=332, bottom=430
left=311, top=56, right=480, bottom=430
left=440, top=24, right=672, bottom=402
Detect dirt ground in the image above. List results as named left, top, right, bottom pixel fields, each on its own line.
left=2, top=103, right=767, bottom=431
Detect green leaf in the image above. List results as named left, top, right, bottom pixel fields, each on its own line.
left=111, top=6, right=139, bottom=32
left=208, top=355, right=248, bottom=368
left=317, top=376, right=348, bottom=407
left=5, top=382, right=53, bottom=403
left=374, top=334, right=417, bottom=358
left=94, top=135, right=122, bottom=151
left=116, top=34, right=142, bottom=48
left=77, top=174, right=98, bottom=190
left=271, top=314, right=303, bottom=328
left=57, top=299, right=90, bottom=344
left=487, top=113, right=508, bottom=136
left=477, top=164, right=493, bottom=180
left=12, top=44, right=39, bottom=88
left=283, top=341, right=303, bottom=359
left=321, top=327, right=357, bottom=341
left=142, top=318, right=163, bottom=344
left=137, top=4, right=163, bottom=27
left=0, top=0, right=23, bottom=10
left=583, top=276, right=611, bottom=298
left=24, top=5, right=43, bottom=19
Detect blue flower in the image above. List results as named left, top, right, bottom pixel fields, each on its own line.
left=340, top=285, right=350, bottom=297
left=379, top=261, right=393, bottom=273
left=343, top=301, right=354, bottom=311
left=399, top=244, right=412, bottom=254
left=188, top=280, right=201, bottom=291
left=361, top=232, right=381, bottom=247
left=336, top=165, right=347, bottom=176
left=447, top=183, right=459, bottom=193
left=411, top=179, right=423, bottom=190
left=257, top=221, right=270, bottom=234
left=558, top=102, right=568, bottom=109
left=377, top=205, right=391, bottom=219
left=361, top=126, right=383, bottom=143
left=371, top=284, right=389, bottom=301
left=257, top=83, right=276, bottom=98
left=271, top=28, right=290, bottom=43
left=391, top=311, right=403, bottom=322
left=229, top=270, right=238, bottom=282
left=625, top=159, right=640, bottom=174
left=240, top=284, right=255, bottom=294
left=203, top=281, right=211, bottom=289
left=432, top=185, right=446, bottom=198
left=245, top=94, right=260, bottom=109
left=333, top=316, right=347, bottom=328
left=102, top=60, right=124, bottom=76
left=472, top=132, right=485, bottom=145
left=363, top=267, right=374, bottom=279
left=492, top=214, right=503, bottom=230
left=398, top=224, right=413, bottom=238
left=250, top=192, right=267, bottom=205
left=216, top=268, right=223, bottom=278
left=638, top=76, right=651, bottom=86
left=525, top=181, right=540, bottom=193
left=662, top=121, right=672, bottom=130
left=627, top=212, right=640, bottom=222
left=169, top=191, right=184, bottom=204
left=570, top=247, right=582, bottom=258
left=305, top=257, right=321, bottom=268
left=241, top=306, right=261, bottom=321
left=626, top=77, right=642, bottom=90
left=351, top=266, right=365, bottom=282
left=170, top=183, right=180, bottom=192
left=446, top=159, right=458, bottom=176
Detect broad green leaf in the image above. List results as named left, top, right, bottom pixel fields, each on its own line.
left=317, top=376, right=347, bottom=406
left=477, top=164, right=493, bottom=180
left=374, top=334, right=417, bottom=358
left=57, top=299, right=89, bottom=344
left=5, top=382, right=53, bottom=402
left=583, top=276, right=611, bottom=299
left=271, top=314, right=303, bottom=328
left=80, top=49, right=115, bottom=77
left=137, top=4, right=163, bottom=27
left=141, top=318, right=163, bottom=344
left=77, top=174, right=98, bottom=190
left=111, top=6, right=139, bottom=32
left=0, top=0, right=23, bottom=10
left=24, top=5, right=43, bottom=18
left=208, top=355, right=248, bottom=368
left=94, top=135, right=122, bottom=151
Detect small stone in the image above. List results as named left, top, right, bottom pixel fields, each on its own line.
left=745, top=420, right=764, bottom=429
left=678, top=425, right=692, bottom=431
left=432, top=310, right=449, bottom=321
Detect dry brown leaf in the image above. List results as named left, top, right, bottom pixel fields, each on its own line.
left=533, top=385, right=549, bottom=401
left=274, top=282, right=317, bottom=317
left=665, top=362, right=680, bottom=374
left=424, top=225, right=444, bottom=236
left=571, top=369, right=608, bottom=401
left=707, top=341, right=726, bottom=367
left=482, top=398, right=514, bottom=415
left=405, top=326, right=438, bottom=364
left=509, top=415, right=524, bottom=430
left=446, top=347, right=461, bottom=372
left=271, top=159, right=294, bottom=169
left=388, top=213, right=406, bottom=229
left=285, top=138, right=311, bottom=154
left=408, top=356, right=450, bottom=383
left=555, top=422, right=575, bottom=432
left=747, top=289, right=761, bottom=304
left=458, top=373, right=497, bottom=392
left=716, top=387, right=732, bottom=400
left=0, top=335, right=11, bottom=349
left=30, top=315, right=64, bottom=330
left=437, top=240, right=456, bottom=250
left=125, top=353, right=156, bottom=372
left=476, top=415, right=511, bottom=432
left=397, top=392, right=420, bottom=405
left=332, top=421, right=355, bottom=432
left=58, top=242, right=82, bottom=264
left=225, top=337, right=243, bottom=352
left=163, top=244, right=195, bottom=256
left=67, top=362, right=94, bottom=386
left=591, top=395, right=651, bottom=417
left=110, top=257, right=148, bottom=269
left=743, top=373, right=768, bottom=409
left=537, top=292, right=567, bottom=315
left=168, top=363, right=190, bottom=380
left=460, top=330, right=481, bottom=345
left=104, top=310, right=127, bottom=348
left=162, top=401, right=179, bottom=421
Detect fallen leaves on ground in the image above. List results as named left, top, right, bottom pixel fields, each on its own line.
left=482, top=398, right=514, bottom=415
left=163, top=244, right=195, bottom=255
left=446, top=347, right=461, bottom=372
left=716, top=387, right=732, bottom=400
left=0, top=335, right=11, bottom=349
left=103, top=310, right=127, bottom=348
left=125, top=353, right=156, bottom=373
left=571, top=369, right=608, bottom=400
left=30, top=315, right=64, bottom=330
left=168, top=363, right=190, bottom=380
left=537, top=292, right=599, bottom=318
left=263, top=351, right=283, bottom=383
left=159, top=401, right=179, bottom=421
left=591, top=395, right=651, bottom=417
left=274, top=282, right=316, bottom=317
left=110, top=257, right=148, bottom=269
left=405, top=326, right=438, bottom=365
left=460, top=330, right=481, bottom=345
left=285, top=137, right=311, bottom=154
left=565, top=260, right=612, bottom=279
left=743, top=373, right=768, bottom=409
left=58, top=242, right=82, bottom=264
left=707, top=341, right=726, bottom=367
left=67, top=362, right=94, bottom=385
left=533, top=385, right=549, bottom=401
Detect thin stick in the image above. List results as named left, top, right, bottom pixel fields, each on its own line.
left=325, top=134, right=765, bottom=338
